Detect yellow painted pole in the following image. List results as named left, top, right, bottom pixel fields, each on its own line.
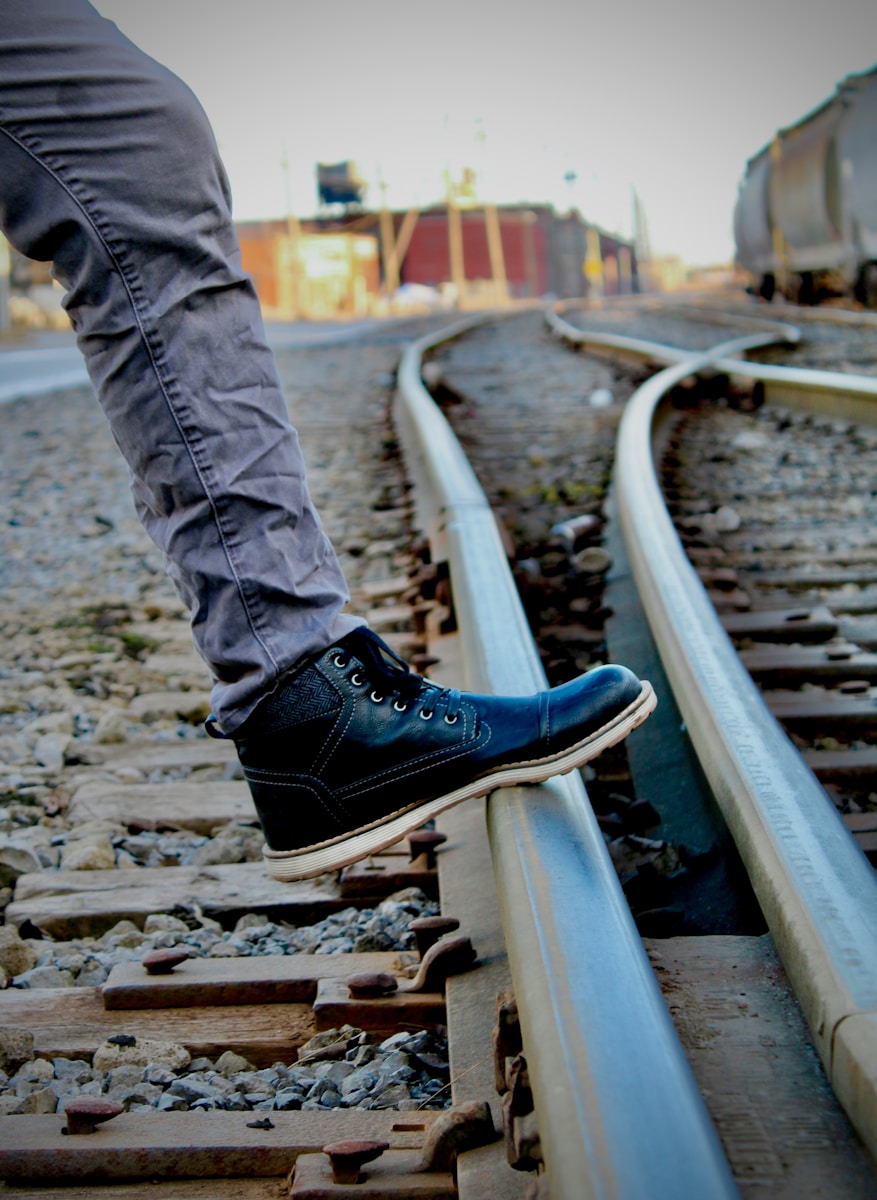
left=447, top=193, right=466, bottom=307
left=584, top=227, right=604, bottom=297
left=484, top=203, right=509, bottom=306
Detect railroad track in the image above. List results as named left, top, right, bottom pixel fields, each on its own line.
left=1, top=306, right=877, bottom=1197
left=547, top=299, right=877, bottom=808
left=413, top=305, right=877, bottom=1193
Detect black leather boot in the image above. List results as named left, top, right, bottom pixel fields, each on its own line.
left=208, top=628, right=655, bottom=880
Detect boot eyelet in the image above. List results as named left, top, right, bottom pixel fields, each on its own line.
left=393, top=700, right=407, bottom=712
left=420, top=710, right=434, bottom=720
left=444, top=714, right=458, bottom=725
left=350, top=672, right=365, bottom=686
left=370, top=691, right=384, bottom=703
left=332, top=654, right=348, bottom=669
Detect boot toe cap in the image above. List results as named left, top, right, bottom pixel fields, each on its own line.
left=551, top=664, right=644, bottom=738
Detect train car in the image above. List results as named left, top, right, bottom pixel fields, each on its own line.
left=734, top=66, right=877, bottom=306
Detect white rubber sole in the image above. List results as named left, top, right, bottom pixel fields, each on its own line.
left=263, top=680, right=657, bottom=882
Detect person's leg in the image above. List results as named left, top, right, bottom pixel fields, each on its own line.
left=0, top=0, right=361, bottom=733
left=0, top=0, right=656, bottom=881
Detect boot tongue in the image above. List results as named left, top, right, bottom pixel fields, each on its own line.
left=342, top=629, right=416, bottom=692
left=342, top=629, right=465, bottom=719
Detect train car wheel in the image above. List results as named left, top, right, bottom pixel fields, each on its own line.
left=797, top=273, right=816, bottom=305
left=855, top=263, right=877, bottom=309
left=758, top=274, right=775, bottom=302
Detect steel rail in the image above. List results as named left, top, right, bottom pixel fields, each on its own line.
left=546, top=306, right=800, bottom=364
left=613, top=334, right=877, bottom=1161
left=546, top=308, right=877, bottom=426
left=394, top=320, right=738, bottom=1200
left=680, top=294, right=877, bottom=329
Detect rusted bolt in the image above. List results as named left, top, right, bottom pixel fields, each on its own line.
left=409, top=915, right=460, bottom=958
left=826, top=646, right=854, bottom=660
left=323, top=1139, right=389, bottom=1184
left=403, top=934, right=476, bottom=993
left=504, top=1054, right=533, bottom=1117
left=346, top=972, right=398, bottom=999
left=839, top=679, right=870, bottom=694
left=108, top=1033, right=136, bottom=1047
left=493, top=989, right=521, bottom=1094
left=408, top=829, right=447, bottom=868
left=141, top=948, right=190, bottom=975
left=418, top=1100, right=495, bottom=1172
left=62, top=1096, right=124, bottom=1135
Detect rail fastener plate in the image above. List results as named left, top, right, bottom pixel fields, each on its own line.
left=312, top=978, right=445, bottom=1035
left=291, top=1149, right=455, bottom=1198
left=101, top=951, right=421, bottom=1010
left=0, top=1110, right=440, bottom=1182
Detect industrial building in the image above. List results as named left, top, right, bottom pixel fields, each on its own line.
left=237, top=204, right=639, bottom=318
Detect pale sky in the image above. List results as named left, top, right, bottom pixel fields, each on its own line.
left=95, top=0, right=877, bottom=266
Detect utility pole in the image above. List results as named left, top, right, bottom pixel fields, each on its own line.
left=475, top=122, right=507, bottom=306
left=393, top=206, right=420, bottom=284
left=564, top=170, right=578, bottom=212
left=484, top=203, right=508, bottom=306
left=378, top=173, right=400, bottom=297
left=618, top=245, right=632, bottom=295
left=280, top=144, right=301, bottom=318
left=632, top=186, right=652, bottom=293
left=446, top=172, right=465, bottom=308
left=584, top=226, right=603, bottom=298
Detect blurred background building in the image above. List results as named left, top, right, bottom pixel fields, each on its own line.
left=237, top=197, right=641, bottom=319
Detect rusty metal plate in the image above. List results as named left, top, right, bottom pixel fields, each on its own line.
left=694, top=566, right=741, bottom=590
left=704, top=587, right=751, bottom=612
left=340, top=855, right=438, bottom=901
left=0, top=1182, right=281, bottom=1199
left=0, top=1110, right=438, bottom=1182
left=313, top=978, right=445, bottom=1034
left=102, top=951, right=418, bottom=1010
left=740, top=644, right=877, bottom=686
left=291, top=1149, right=455, bottom=1198
left=765, top=687, right=877, bottom=731
left=721, top=605, right=838, bottom=643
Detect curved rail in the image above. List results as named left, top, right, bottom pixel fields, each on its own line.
left=680, top=294, right=877, bottom=330
left=545, top=302, right=801, bottom=361
left=394, top=320, right=738, bottom=1199
left=612, top=336, right=877, bottom=1159
left=547, top=307, right=877, bottom=427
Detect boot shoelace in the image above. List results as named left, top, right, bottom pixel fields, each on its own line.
left=333, top=628, right=462, bottom=725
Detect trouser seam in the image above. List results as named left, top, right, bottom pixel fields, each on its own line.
left=0, top=121, right=282, bottom=679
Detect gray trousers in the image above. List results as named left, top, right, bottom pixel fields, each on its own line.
left=0, top=0, right=361, bottom=731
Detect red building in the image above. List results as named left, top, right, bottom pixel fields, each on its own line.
left=399, top=207, right=548, bottom=298
left=236, top=204, right=638, bottom=311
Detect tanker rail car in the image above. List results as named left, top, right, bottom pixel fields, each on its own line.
left=734, top=66, right=877, bottom=307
